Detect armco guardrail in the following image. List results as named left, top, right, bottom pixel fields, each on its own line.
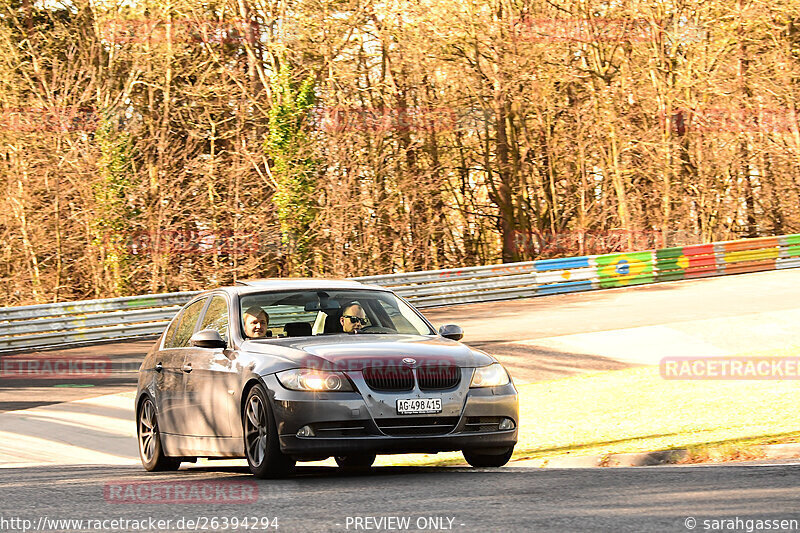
left=1, top=234, right=799, bottom=352
left=0, top=293, right=199, bottom=352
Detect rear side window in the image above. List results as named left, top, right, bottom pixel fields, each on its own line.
left=166, top=298, right=207, bottom=348
left=162, top=313, right=181, bottom=347
left=199, top=296, right=229, bottom=344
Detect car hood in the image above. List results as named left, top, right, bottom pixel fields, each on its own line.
left=240, top=334, right=494, bottom=371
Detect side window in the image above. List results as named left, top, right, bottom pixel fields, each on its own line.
left=162, top=312, right=181, bottom=347
left=199, top=295, right=229, bottom=344
left=167, top=298, right=207, bottom=348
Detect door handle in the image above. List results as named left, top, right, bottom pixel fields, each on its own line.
left=182, top=363, right=193, bottom=373
left=155, top=362, right=163, bottom=372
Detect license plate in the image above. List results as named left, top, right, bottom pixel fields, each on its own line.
left=396, top=398, right=442, bottom=415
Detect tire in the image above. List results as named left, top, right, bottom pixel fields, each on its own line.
left=335, top=454, right=376, bottom=470
left=462, top=447, right=514, bottom=468
left=137, top=396, right=181, bottom=472
left=243, top=384, right=296, bottom=478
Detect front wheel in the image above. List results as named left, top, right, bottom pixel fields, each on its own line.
left=335, top=454, right=376, bottom=470
left=463, top=447, right=514, bottom=468
left=137, top=397, right=181, bottom=472
left=243, top=384, right=296, bottom=478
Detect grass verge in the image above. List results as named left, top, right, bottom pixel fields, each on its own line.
left=380, top=347, right=800, bottom=467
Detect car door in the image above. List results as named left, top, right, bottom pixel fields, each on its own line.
left=152, top=311, right=184, bottom=435
left=156, top=297, right=207, bottom=436
left=182, top=294, right=236, bottom=437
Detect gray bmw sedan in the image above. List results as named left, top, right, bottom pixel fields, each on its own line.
left=136, top=279, right=518, bottom=478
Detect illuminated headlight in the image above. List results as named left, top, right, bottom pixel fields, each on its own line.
left=277, top=369, right=354, bottom=392
left=470, top=363, right=510, bottom=388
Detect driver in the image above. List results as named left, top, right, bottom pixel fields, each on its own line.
left=340, top=302, right=367, bottom=334
left=243, top=306, right=269, bottom=338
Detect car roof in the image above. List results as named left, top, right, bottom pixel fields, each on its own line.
left=236, top=278, right=373, bottom=289
left=193, top=278, right=389, bottom=299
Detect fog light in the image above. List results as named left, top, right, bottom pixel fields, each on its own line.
left=498, top=418, right=515, bottom=430
left=296, top=425, right=315, bottom=437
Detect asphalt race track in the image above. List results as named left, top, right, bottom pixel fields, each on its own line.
left=2, top=462, right=800, bottom=532
left=3, top=269, right=800, bottom=532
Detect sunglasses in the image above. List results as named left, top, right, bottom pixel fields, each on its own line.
left=342, top=315, right=368, bottom=325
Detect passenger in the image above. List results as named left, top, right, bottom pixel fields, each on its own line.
left=243, top=306, right=269, bottom=338
left=340, top=302, right=367, bottom=334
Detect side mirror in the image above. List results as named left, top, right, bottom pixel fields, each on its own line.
left=190, top=329, right=227, bottom=349
left=438, top=324, right=464, bottom=341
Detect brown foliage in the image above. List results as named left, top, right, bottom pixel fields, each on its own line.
left=2, top=0, right=800, bottom=305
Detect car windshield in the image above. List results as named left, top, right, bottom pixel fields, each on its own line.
left=239, top=289, right=435, bottom=338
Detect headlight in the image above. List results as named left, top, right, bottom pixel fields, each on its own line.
left=470, top=363, right=510, bottom=388
left=276, top=368, right=354, bottom=392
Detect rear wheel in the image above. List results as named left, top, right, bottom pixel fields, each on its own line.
left=243, top=384, right=296, bottom=478
left=463, top=447, right=514, bottom=468
left=138, top=397, right=181, bottom=472
left=335, top=454, right=376, bottom=470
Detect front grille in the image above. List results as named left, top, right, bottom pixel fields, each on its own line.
left=363, top=366, right=414, bottom=391
left=417, top=365, right=461, bottom=390
left=464, top=416, right=504, bottom=433
left=376, top=417, right=459, bottom=436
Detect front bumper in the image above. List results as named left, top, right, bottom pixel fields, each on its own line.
left=279, top=430, right=517, bottom=456
left=262, top=374, right=518, bottom=456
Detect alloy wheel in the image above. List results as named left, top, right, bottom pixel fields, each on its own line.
left=245, top=394, right=268, bottom=466
left=138, top=398, right=157, bottom=463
